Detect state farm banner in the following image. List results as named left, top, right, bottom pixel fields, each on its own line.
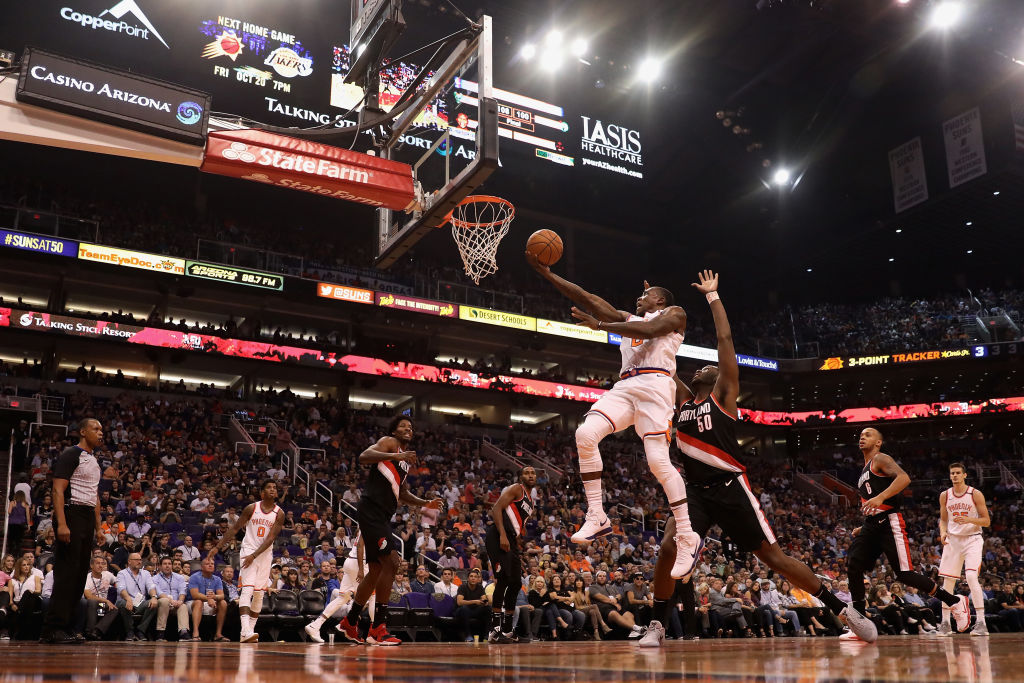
left=201, top=129, right=416, bottom=210
left=943, top=107, right=987, bottom=188
left=888, top=137, right=929, bottom=213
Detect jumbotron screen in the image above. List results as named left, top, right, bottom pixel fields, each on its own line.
left=0, top=1, right=645, bottom=182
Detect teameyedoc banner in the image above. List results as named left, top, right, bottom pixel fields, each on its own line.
left=16, top=47, right=210, bottom=144
left=201, top=129, right=417, bottom=210
left=78, top=242, right=185, bottom=274
left=0, top=307, right=606, bottom=403
left=0, top=229, right=78, bottom=257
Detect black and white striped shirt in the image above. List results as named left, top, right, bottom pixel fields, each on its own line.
left=52, top=446, right=100, bottom=506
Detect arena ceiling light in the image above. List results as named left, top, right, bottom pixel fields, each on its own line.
left=929, top=1, right=964, bottom=30
left=772, top=168, right=792, bottom=185
left=520, top=43, right=537, bottom=60
left=637, top=56, right=664, bottom=83
left=571, top=38, right=588, bottom=58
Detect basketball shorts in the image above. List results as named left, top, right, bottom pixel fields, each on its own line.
left=847, top=512, right=914, bottom=573
left=484, top=525, right=520, bottom=583
left=586, top=373, right=674, bottom=437
left=357, top=503, right=399, bottom=564
left=238, top=551, right=273, bottom=591
left=687, top=474, right=777, bottom=552
left=939, top=534, right=983, bottom=578
left=339, top=556, right=369, bottom=595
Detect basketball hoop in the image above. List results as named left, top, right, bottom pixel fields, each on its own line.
left=447, top=195, right=515, bottom=285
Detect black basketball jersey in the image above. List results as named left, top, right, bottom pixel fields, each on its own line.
left=502, top=484, right=534, bottom=538
left=675, top=394, right=746, bottom=485
left=857, top=455, right=901, bottom=515
left=363, top=456, right=411, bottom=517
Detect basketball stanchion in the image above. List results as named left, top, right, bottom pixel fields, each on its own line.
left=446, top=195, right=515, bottom=285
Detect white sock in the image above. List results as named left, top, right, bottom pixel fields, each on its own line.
left=309, top=616, right=325, bottom=630
left=975, top=611, right=985, bottom=624
left=672, top=501, right=693, bottom=534
left=249, top=614, right=258, bottom=630
left=583, top=479, right=605, bottom=516
left=240, top=614, right=251, bottom=634
left=941, top=604, right=951, bottom=624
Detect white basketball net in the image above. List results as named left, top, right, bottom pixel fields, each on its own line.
left=449, top=196, right=515, bottom=285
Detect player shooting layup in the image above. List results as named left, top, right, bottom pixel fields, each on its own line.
left=210, top=480, right=284, bottom=643
left=939, top=462, right=991, bottom=636
left=528, top=253, right=701, bottom=580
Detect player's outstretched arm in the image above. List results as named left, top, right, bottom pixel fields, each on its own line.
left=673, top=375, right=694, bottom=412
left=526, top=251, right=627, bottom=323
left=573, top=305, right=685, bottom=339
left=211, top=503, right=255, bottom=558
left=692, top=270, right=738, bottom=415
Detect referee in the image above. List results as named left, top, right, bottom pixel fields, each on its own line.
left=41, top=418, right=105, bottom=644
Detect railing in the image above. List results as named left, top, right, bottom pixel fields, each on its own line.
left=280, top=452, right=291, bottom=481
left=435, top=279, right=524, bottom=314
left=196, top=238, right=302, bottom=275
left=235, top=442, right=268, bottom=458
left=998, top=461, right=1023, bottom=491
left=477, top=439, right=522, bottom=472
left=295, top=464, right=311, bottom=494
left=795, top=473, right=842, bottom=507
left=612, top=503, right=644, bottom=534
left=314, top=480, right=334, bottom=512
left=509, top=442, right=565, bottom=482
left=417, top=552, right=443, bottom=584
left=34, top=393, right=65, bottom=416
left=299, top=448, right=326, bottom=465
left=0, top=202, right=99, bottom=241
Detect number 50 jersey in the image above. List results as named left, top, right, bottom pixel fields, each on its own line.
left=675, top=394, right=747, bottom=486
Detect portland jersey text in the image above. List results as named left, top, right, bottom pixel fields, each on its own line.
left=619, top=309, right=684, bottom=376
left=675, top=395, right=745, bottom=485
left=366, top=456, right=411, bottom=516
left=858, top=456, right=901, bottom=515
left=502, top=484, right=534, bottom=537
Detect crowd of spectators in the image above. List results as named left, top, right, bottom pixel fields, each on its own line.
left=3, top=176, right=1022, bottom=360
left=1, top=383, right=1021, bottom=642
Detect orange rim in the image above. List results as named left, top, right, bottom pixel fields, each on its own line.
left=439, top=195, right=515, bottom=229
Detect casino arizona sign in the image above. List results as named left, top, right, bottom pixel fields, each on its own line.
left=201, top=129, right=416, bottom=211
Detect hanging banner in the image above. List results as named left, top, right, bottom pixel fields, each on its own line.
left=201, top=129, right=416, bottom=210
left=943, top=107, right=987, bottom=188
left=185, top=260, right=283, bottom=290
left=888, top=137, right=929, bottom=213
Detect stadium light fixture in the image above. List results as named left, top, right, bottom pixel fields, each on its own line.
left=772, top=168, right=791, bottom=185
left=520, top=43, right=537, bottom=60
left=965, top=221, right=973, bottom=226
left=571, top=38, right=588, bottom=58
left=540, top=48, right=563, bottom=72
left=638, top=57, right=663, bottom=83
left=545, top=30, right=563, bottom=47
left=895, top=228, right=902, bottom=233
left=967, top=249, right=973, bottom=254
left=929, top=2, right=964, bottom=30
left=889, top=258, right=895, bottom=262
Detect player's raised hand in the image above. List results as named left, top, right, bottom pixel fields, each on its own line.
left=397, top=450, right=418, bottom=464
left=571, top=306, right=600, bottom=330
left=691, top=270, right=719, bottom=294
left=525, top=250, right=549, bottom=273
left=425, top=498, right=445, bottom=511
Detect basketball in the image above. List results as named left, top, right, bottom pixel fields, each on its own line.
left=526, top=229, right=563, bottom=266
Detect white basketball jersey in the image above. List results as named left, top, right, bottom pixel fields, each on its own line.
left=945, top=487, right=981, bottom=536
left=619, top=309, right=684, bottom=376
left=241, top=502, right=281, bottom=557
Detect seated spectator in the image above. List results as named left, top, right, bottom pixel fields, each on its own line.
left=572, top=576, right=611, bottom=640
left=312, top=541, right=336, bottom=567
left=310, top=562, right=337, bottom=595
left=709, top=577, right=749, bottom=638
left=151, top=557, right=190, bottom=641
left=82, top=554, right=119, bottom=640
left=434, top=568, right=459, bottom=598
left=438, top=547, right=463, bottom=571
left=187, top=557, right=228, bottom=642
left=455, top=568, right=490, bottom=642
left=177, top=536, right=201, bottom=563
left=0, top=556, right=42, bottom=640
left=34, top=528, right=55, bottom=557
left=115, top=552, right=158, bottom=641
left=415, top=528, right=437, bottom=554
left=588, top=570, right=642, bottom=637
left=409, top=565, right=434, bottom=595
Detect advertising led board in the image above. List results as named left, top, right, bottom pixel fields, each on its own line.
left=78, top=242, right=185, bottom=274
left=0, top=229, right=78, bottom=257
left=185, top=261, right=284, bottom=290
left=459, top=306, right=537, bottom=331
left=376, top=292, right=457, bottom=317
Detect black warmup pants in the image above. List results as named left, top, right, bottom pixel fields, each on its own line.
left=44, top=505, right=95, bottom=632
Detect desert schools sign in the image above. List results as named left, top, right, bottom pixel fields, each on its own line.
left=16, top=47, right=209, bottom=144
left=201, top=130, right=416, bottom=210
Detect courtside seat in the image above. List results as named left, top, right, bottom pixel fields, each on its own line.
left=273, top=590, right=305, bottom=639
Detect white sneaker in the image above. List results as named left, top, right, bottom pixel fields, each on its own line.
left=971, top=621, right=989, bottom=637
left=240, top=631, right=259, bottom=643
left=840, top=605, right=878, bottom=644
left=670, top=531, right=704, bottom=580
left=628, top=625, right=647, bottom=639
left=304, top=623, right=325, bottom=643
left=638, top=621, right=665, bottom=648
left=949, top=595, right=971, bottom=633
left=838, top=630, right=861, bottom=641
left=936, top=622, right=953, bottom=637
left=571, top=509, right=611, bottom=544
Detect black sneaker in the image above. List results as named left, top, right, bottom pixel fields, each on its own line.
left=49, top=630, right=78, bottom=645
left=72, top=632, right=86, bottom=644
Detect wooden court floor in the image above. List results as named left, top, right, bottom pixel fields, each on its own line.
left=1, top=634, right=1021, bottom=682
